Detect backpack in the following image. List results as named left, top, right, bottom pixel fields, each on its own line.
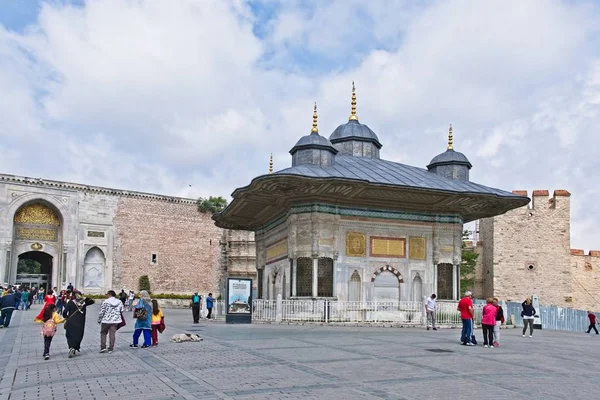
left=192, top=295, right=200, bottom=304
left=41, top=319, right=57, bottom=337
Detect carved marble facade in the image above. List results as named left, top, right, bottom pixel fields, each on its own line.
left=255, top=205, right=463, bottom=301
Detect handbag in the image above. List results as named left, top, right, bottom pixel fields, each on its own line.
left=158, top=317, right=166, bottom=334
left=134, top=307, right=148, bottom=321
left=116, top=312, right=126, bottom=330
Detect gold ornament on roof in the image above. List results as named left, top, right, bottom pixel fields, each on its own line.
left=14, top=203, right=60, bottom=226
left=311, top=102, right=319, bottom=133
left=349, top=81, right=358, bottom=121
left=269, top=154, right=273, bottom=174
left=447, top=124, right=454, bottom=150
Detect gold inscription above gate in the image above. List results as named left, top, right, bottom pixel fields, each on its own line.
left=16, top=227, right=58, bottom=241
left=346, top=232, right=366, bottom=257
left=409, top=237, right=427, bottom=260
left=14, top=203, right=60, bottom=226
left=370, top=236, right=406, bottom=258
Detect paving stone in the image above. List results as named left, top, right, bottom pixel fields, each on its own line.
left=0, top=305, right=598, bottom=399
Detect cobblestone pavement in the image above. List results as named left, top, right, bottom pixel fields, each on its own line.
left=1, top=304, right=598, bottom=400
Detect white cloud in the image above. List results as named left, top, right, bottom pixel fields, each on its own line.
left=1, top=0, right=600, bottom=251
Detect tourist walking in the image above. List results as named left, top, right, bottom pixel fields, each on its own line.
left=38, top=289, right=44, bottom=304
left=119, top=289, right=127, bottom=306
left=585, top=311, right=599, bottom=334
left=127, top=290, right=135, bottom=311
left=492, top=298, right=504, bottom=346
left=190, top=292, right=202, bottom=323
left=34, top=289, right=57, bottom=323
left=521, top=297, right=536, bottom=337
left=425, top=294, right=437, bottom=330
left=206, top=293, right=214, bottom=320
left=28, top=287, right=36, bottom=309
left=39, top=304, right=65, bottom=360
left=151, top=299, right=164, bottom=346
left=481, top=298, right=497, bottom=348
left=98, top=290, right=124, bottom=353
left=0, top=289, right=16, bottom=328
left=131, top=290, right=153, bottom=348
left=19, top=289, right=29, bottom=310
left=63, top=292, right=95, bottom=357
left=457, top=291, right=474, bottom=346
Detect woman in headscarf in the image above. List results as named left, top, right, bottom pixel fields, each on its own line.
left=62, top=291, right=95, bottom=358
left=34, top=289, right=57, bottom=323
left=130, top=290, right=153, bottom=348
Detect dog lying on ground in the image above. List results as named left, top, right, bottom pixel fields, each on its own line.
left=170, top=333, right=203, bottom=343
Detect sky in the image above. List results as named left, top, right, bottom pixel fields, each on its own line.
left=0, top=0, right=599, bottom=250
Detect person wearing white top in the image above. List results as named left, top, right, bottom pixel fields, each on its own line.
left=425, top=294, right=437, bottom=330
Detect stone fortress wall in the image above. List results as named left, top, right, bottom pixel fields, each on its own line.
left=0, top=174, right=255, bottom=296
left=471, top=189, right=600, bottom=310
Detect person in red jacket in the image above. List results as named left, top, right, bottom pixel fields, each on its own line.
left=586, top=311, right=598, bottom=334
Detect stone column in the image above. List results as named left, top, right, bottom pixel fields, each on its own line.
left=433, top=261, right=438, bottom=296
left=452, top=263, right=458, bottom=300
left=312, top=256, right=318, bottom=298
left=291, top=258, right=297, bottom=297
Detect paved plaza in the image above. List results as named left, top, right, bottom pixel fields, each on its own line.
left=0, top=304, right=598, bottom=400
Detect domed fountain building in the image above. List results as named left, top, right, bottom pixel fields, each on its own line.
left=213, top=85, right=529, bottom=301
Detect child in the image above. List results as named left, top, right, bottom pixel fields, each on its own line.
left=40, top=304, right=65, bottom=360
left=151, top=299, right=163, bottom=346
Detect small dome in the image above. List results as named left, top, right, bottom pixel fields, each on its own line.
left=289, top=132, right=338, bottom=154
left=427, top=149, right=472, bottom=169
left=329, top=120, right=382, bottom=149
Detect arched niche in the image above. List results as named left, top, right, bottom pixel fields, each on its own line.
left=348, top=270, right=362, bottom=302
left=82, top=247, right=105, bottom=290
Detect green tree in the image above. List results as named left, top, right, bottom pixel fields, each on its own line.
left=197, top=196, right=228, bottom=213
left=138, top=275, right=151, bottom=294
left=17, top=259, right=42, bottom=274
left=460, top=229, right=479, bottom=294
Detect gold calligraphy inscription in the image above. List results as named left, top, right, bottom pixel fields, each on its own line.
left=14, top=203, right=60, bottom=226
left=266, top=240, right=288, bottom=263
left=16, top=227, right=57, bottom=241
left=370, top=237, right=406, bottom=257
left=409, top=237, right=427, bottom=260
left=346, top=232, right=366, bottom=257
left=87, top=231, right=105, bottom=238
left=440, top=245, right=454, bottom=253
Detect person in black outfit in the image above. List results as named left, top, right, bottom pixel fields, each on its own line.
left=63, top=292, right=95, bottom=358
left=190, top=292, right=201, bottom=323
left=119, top=289, right=127, bottom=306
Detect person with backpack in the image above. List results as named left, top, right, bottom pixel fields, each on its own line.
left=130, top=290, right=153, bottom=348
left=40, top=304, right=65, bottom=360
left=190, top=292, right=202, bottom=323
left=63, top=291, right=95, bottom=358
left=0, top=289, right=17, bottom=328
left=98, top=290, right=125, bottom=353
left=19, top=289, right=29, bottom=311
left=151, top=299, right=164, bottom=346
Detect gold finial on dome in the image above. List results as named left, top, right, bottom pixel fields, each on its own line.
left=349, top=81, right=358, bottom=121
left=311, top=102, right=318, bottom=133
left=269, top=153, right=273, bottom=174
left=447, top=124, right=454, bottom=150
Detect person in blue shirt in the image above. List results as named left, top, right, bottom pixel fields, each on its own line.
left=206, top=293, right=214, bottom=319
